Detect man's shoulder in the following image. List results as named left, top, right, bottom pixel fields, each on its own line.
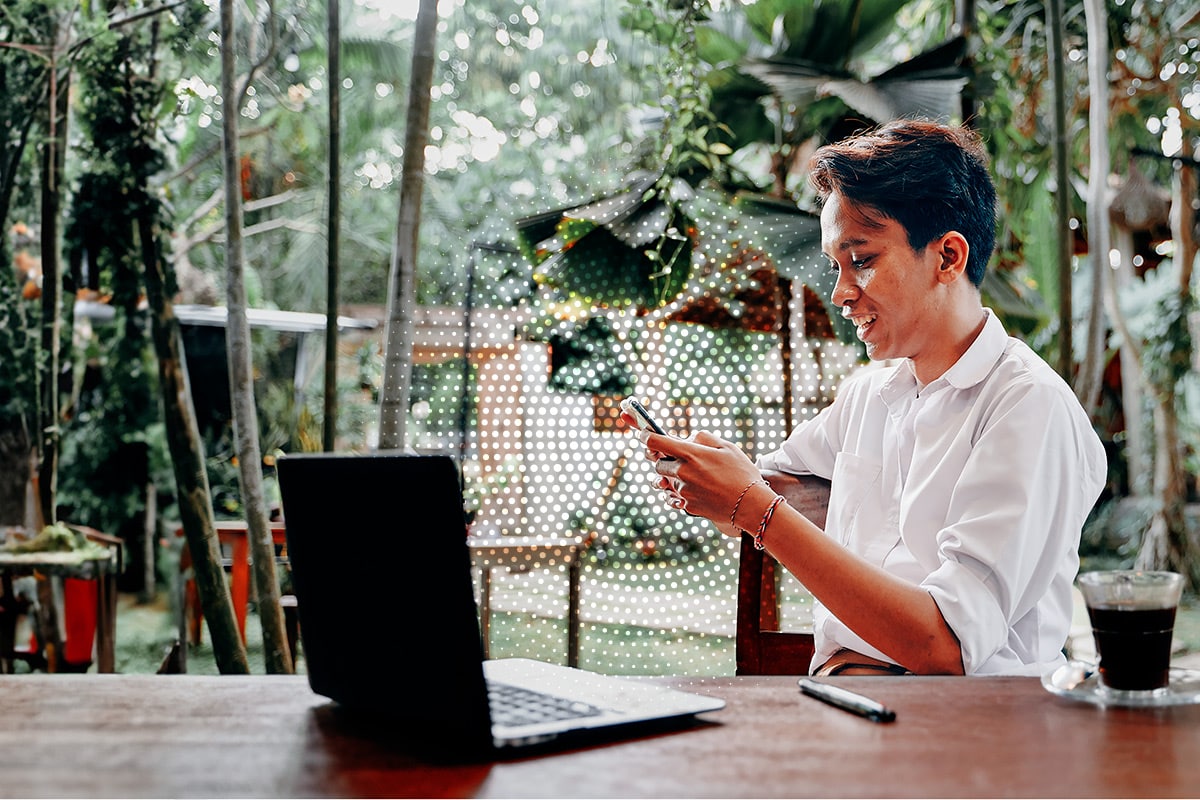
left=983, top=337, right=1097, bottom=428
left=994, top=336, right=1073, bottom=393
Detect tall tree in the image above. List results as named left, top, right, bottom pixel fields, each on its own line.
left=1135, top=123, right=1198, bottom=584
left=322, top=0, right=341, bottom=452
left=219, top=0, right=292, bottom=672
left=1045, top=0, right=1074, bottom=382
left=377, top=0, right=437, bottom=450
left=30, top=6, right=71, bottom=527
left=1074, top=0, right=1109, bottom=413
left=143, top=212, right=251, bottom=674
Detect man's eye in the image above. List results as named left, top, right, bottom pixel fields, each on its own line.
left=825, top=261, right=840, bottom=275
left=850, top=257, right=871, bottom=269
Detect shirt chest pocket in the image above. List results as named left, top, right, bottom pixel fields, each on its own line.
left=829, top=452, right=885, bottom=549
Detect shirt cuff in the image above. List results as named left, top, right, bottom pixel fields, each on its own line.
left=923, top=559, right=1008, bottom=674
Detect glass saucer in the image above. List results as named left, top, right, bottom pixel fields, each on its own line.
left=1042, top=661, right=1200, bottom=707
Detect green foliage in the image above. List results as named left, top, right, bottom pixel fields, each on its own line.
left=52, top=0, right=195, bottom=556
left=529, top=211, right=695, bottom=310
left=1079, top=496, right=1151, bottom=570
left=0, top=521, right=111, bottom=559
left=693, top=0, right=951, bottom=177
left=621, top=0, right=728, bottom=186
left=1143, top=290, right=1195, bottom=393
left=659, top=323, right=778, bottom=402
left=165, top=0, right=669, bottom=314
left=57, top=320, right=168, bottom=537
left=409, top=359, right=470, bottom=441
left=462, top=455, right=520, bottom=516
left=544, top=316, right=636, bottom=396
left=0, top=265, right=40, bottom=430
left=571, top=480, right=718, bottom=567
left=741, top=0, right=918, bottom=66
left=0, top=0, right=55, bottom=232
left=970, top=0, right=1200, bottom=352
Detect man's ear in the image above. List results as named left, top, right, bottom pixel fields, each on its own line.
left=934, top=231, right=970, bottom=283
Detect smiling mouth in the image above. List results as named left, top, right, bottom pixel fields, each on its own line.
left=844, top=311, right=877, bottom=340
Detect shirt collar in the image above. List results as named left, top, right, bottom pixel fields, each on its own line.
left=879, top=308, right=1005, bottom=403
left=939, top=308, right=1007, bottom=391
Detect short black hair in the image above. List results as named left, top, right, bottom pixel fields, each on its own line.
left=808, top=120, right=997, bottom=287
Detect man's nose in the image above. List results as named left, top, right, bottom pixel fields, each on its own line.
left=831, top=271, right=858, bottom=307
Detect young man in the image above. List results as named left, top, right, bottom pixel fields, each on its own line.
left=636, top=120, right=1106, bottom=676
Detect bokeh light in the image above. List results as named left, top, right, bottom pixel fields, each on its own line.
left=403, top=227, right=861, bottom=676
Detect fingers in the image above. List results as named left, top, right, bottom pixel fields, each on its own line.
left=663, top=482, right=689, bottom=514
left=634, top=428, right=733, bottom=520
left=654, top=456, right=681, bottom=480
left=638, top=428, right=730, bottom=457
left=689, top=430, right=725, bottom=447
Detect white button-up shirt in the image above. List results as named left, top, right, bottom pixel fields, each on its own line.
left=758, top=310, right=1107, bottom=675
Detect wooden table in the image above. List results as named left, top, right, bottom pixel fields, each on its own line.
left=1, top=673, right=1197, bottom=798
left=467, top=535, right=585, bottom=667
left=0, top=549, right=118, bottom=674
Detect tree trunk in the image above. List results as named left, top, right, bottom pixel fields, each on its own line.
left=1135, top=135, right=1199, bottom=589
left=1109, top=227, right=1148, bottom=494
left=1076, top=0, right=1108, bottom=414
left=377, top=0, right=437, bottom=451
left=219, top=0, right=291, bottom=673
left=323, top=0, right=341, bottom=453
left=1046, top=0, right=1073, bottom=381
left=954, top=0, right=977, bottom=125
left=1136, top=396, right=1197, bottom=586
left=138, top=212, right=249, bottom=675
left=141, top=481, right=157, bottom=604
left=37, top=61, right=68, bottom=527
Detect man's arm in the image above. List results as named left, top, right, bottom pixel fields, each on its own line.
left=737, top=478, right=965, bottom=674
left=648, top=431, right=966, bottom=675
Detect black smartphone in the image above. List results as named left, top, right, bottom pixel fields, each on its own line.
left=620, top=397, right=667, bottom=435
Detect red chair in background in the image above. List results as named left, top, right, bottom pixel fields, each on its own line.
left=177, top=521, right=297, bottom=665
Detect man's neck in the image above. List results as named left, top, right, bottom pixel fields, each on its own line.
left=910, top=306, right=989, bottom=386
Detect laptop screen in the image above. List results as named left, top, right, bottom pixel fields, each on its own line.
left=277, top=452, right=492, bottom=751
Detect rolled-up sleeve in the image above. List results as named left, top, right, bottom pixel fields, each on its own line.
left=921, top=379, right=1107, bottom=674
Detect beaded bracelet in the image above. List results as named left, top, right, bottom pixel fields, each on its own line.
left=752, top=494, right=788, bottom=551
left=730, top=479, right=768, bottom=532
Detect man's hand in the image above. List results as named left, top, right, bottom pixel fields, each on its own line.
left=636, top=429, right=763, bottom=526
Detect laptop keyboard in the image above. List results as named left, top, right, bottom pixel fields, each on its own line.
left=488, top=682, right=605, bottom=727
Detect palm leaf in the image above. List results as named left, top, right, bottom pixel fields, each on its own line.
left=514, top=173, right=694, bottom=310
left=744, top=35, right=968, bottom=125
left=740, top=0, right=921, bottom=66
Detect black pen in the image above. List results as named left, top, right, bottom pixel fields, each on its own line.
left=797, top=678, right=897, bottom=723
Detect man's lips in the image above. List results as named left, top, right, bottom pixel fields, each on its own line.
left=844, top=310, right=877, bottom=340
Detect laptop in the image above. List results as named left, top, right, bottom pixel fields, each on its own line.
left=275, top=452, right=724, bottom=756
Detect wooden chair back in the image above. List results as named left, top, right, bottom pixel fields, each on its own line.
left=735, top=471, right=830, bottom=675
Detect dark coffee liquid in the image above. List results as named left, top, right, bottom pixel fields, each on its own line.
left=1087, top=605, right=1176, bottom=691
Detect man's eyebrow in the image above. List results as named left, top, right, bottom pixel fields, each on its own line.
left=824, top=235, right=871, bottom=257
